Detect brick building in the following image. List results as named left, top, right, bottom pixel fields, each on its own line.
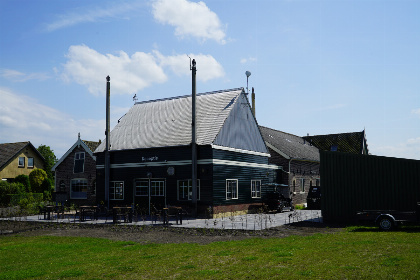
left=52, top=134, right=101, bottom=205
left=259, top=126, right=320, bottom=205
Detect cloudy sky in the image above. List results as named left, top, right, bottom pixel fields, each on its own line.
left=0, top=0, right=419, bottom=160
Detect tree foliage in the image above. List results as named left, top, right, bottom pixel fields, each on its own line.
left=29, top=169, right=48, bottom=193
left=14, top=174, right=31, bottom=192
left=37, top=144, right=57, bottom=180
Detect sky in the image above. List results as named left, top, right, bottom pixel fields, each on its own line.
left=0, top=0, right=419, bottom=160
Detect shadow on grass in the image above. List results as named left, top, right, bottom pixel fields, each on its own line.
left=346, top=225, right=420, bottom=233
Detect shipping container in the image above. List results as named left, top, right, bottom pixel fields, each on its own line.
left=320, top=151, right=420, bottom=223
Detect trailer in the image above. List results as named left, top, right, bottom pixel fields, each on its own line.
left=357, top=202, right=420, bottom=230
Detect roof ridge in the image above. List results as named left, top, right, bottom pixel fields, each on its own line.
left=259, top=126, right=302, bottom=138
left=134, top=88, right=243, bottom=105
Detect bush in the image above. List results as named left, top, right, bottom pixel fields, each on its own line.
left=0, top=181, right=24, bottom=206
left=14, top=174, right=31, bottom=192
left=29, top=169, right=48, bottom=193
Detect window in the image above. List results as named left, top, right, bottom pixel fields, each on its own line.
left=226, top=179, right=238, bottom=200
left=135, top=180, right=149, bottom=196
left=316, top=178, right=320, bottom=187
left=251, top=180, right=261, bottom=198
left=300, top=178, right=305, bottom=192
left=110, top=181, right=124, bottom=200
left=293, top=180, right=296, bottom=193
left=178, top=180, right=200, bottom=201
left=151, top=180, right=165, bottom=196
left=70, top=179, right=88, bottom=199
left=74, top=152, right=85, bottom=173
left=18, top=157, right=25, bottom=167
left=27, top=158, right=34, bottom=168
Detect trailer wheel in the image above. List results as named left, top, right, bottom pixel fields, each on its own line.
left=378, top=216, right=394, bottom=231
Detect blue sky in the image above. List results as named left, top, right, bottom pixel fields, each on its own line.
left=0, top=0, right=419, bottom=160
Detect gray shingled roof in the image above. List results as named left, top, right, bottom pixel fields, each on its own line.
left=95, top=88, right=244, bottom=152
left=259, top=126, right=319, bottom=161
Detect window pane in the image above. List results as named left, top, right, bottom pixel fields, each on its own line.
left=28, top=158, right=34, bottom=167
left=226, top=180, right=238, bottom=199
left=18, top=157, right=25, bottom=167
left=136, top=180, right=148, bottom=196
left=70, top=179, right=88, bottom=199
left=74, top=152, right=85, bottom=173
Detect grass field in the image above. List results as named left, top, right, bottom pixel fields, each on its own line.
left=1, top=227, right=419, bottom=279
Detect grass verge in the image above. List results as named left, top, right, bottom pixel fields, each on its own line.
left=1, top=227, right=419, bottom=279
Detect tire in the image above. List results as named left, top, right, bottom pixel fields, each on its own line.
left=378, top=216, right=394, bottom=231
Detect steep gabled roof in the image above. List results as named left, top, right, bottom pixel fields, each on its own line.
left=0, top=141, right=45, bottom=171
left=95, top=88, right=268, bottom=154
left=259, top=126, right=319, bottom=161
left=52, top=135, right=100, bottom=171
left=303, top=131, right=368, bottom=155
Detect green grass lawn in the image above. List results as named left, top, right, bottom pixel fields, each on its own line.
left=1, top=227, right=419, bottom=279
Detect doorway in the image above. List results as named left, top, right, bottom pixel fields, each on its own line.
left=134, top=178, right=166, bottom=215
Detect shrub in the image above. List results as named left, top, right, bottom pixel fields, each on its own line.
left=0, top=181, right=24, bottom=206
left=29, top=169, right=48, bottom=193
left=14, top=174, right=31, bottom=192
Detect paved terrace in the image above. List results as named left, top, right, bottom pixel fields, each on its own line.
left=1, top=210, right=322, bottom=231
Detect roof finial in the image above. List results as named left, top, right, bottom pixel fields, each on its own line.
left=78, top=132, right=80, bottom=139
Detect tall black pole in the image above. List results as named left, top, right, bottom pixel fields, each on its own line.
left=191, top=59, right=197, bottom=216
left=105, top=76, right=111, bottom=209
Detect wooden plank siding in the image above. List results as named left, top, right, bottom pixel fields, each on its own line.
left=95, top=145, right=275, bottom=215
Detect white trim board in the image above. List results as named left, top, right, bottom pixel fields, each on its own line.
left=97, top=159, right=280, bottom=170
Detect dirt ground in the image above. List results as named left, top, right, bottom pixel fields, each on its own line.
left=0, top=221, right=344, bottom=244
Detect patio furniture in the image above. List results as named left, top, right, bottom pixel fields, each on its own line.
left=112, top=207, right=132, bottom=223
left=163, top=206, right=183, bottom=225
left=79, top=206, right=98, bottom=222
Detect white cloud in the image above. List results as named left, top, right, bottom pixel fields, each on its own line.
left=240, top=57, right=257, bottom=64
left=371, top=137, right=420, bottom=160
left=61, top=45, right=168, bottom=95
left=154, top=51, right=225, bottom=82
left=0, top=69, right=50, bottom=82
left=152, top=0, right=226, bottom=44
left=44, top=2, right=143, bottom=32
left=0, top=87, right=105, bottom=158
left=61, top=45, right=225, bottom=94
left=411, top=108, right=420, bottom=117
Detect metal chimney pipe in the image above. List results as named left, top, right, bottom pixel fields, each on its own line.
left=251, top=87, right=255, bottom=117
left=105, top=76, right=111, bottom=209
left=191, top=59, right=197, bottom=215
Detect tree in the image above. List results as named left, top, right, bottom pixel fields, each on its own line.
left=37, top=144, right=57, bottom=180
left=29, top=169, right=48, bottom=193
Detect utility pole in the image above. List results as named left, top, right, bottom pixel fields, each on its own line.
left=105, top=76, right=111, bottom=209
left=191, top=59, right=197, bottom=216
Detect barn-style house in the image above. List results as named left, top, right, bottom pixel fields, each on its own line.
left=94, top=88, right=279, bottom=217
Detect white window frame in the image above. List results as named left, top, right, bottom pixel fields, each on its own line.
left=226, top=179, right=238, bottom=200
left=70, top=178, right=88, bottom=199
left=251, top=180, right=261, bottom=198
left=27, top=157, right=34, bottom=168
left=18, top=157, right=25, bottom=167
left=150, top=180, right=165, bottom=196
left=110, top=181, right=124, bottom=200
left=177, top=179, right=200, bottom=201
left=135, top=180, right=149, bottom=196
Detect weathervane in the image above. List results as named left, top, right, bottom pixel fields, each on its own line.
left=133, top=94, right=138, bottom=103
